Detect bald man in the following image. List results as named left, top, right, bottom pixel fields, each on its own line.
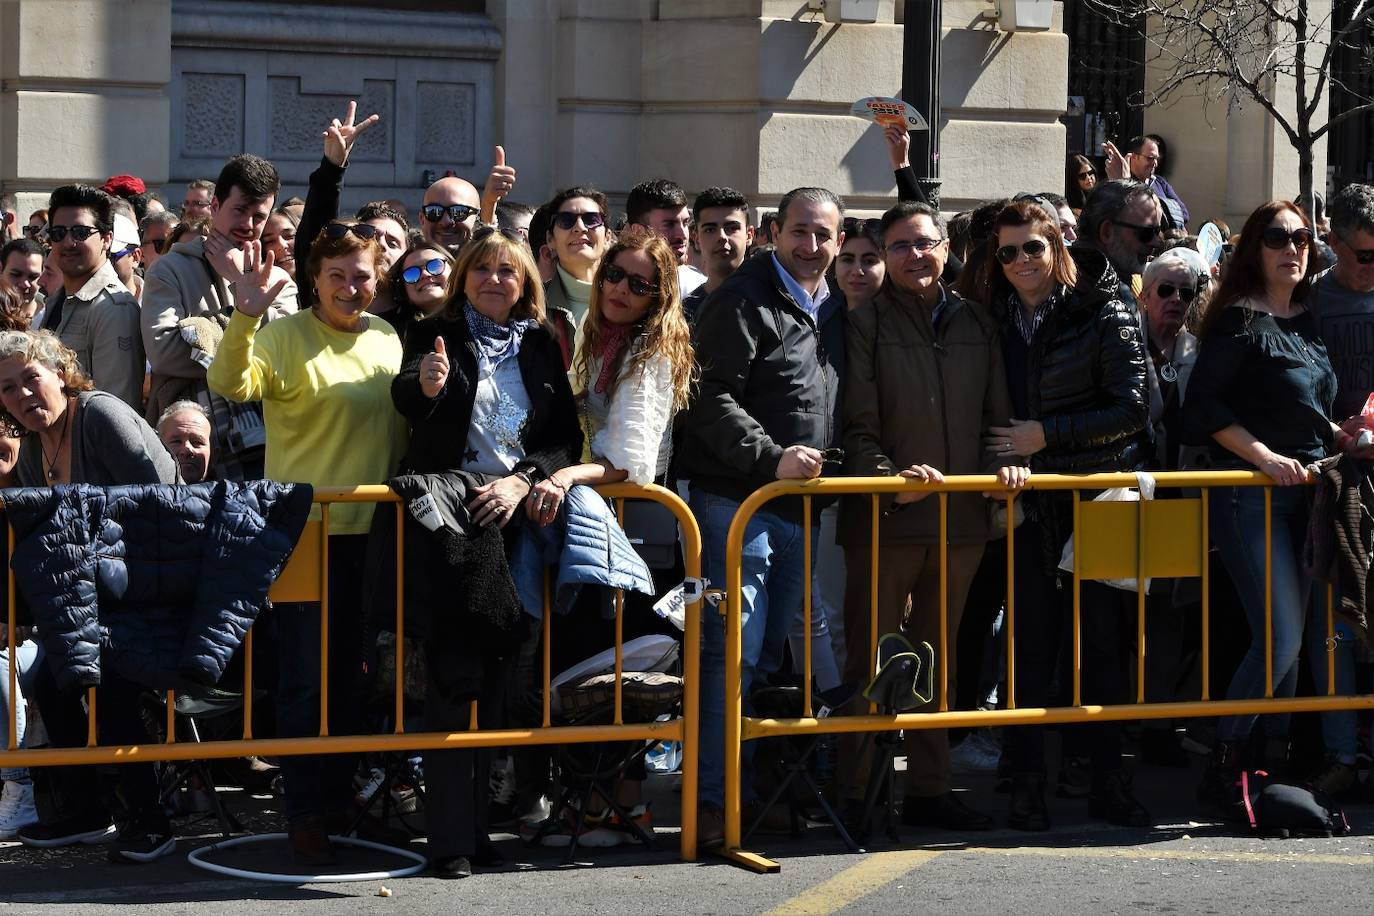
left=420, top=176, right=481, bottom=249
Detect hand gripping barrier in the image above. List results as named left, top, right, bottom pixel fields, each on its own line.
left=2, top=482, right=702, bottom=861
left=715, top=471, right=1374, bottom=872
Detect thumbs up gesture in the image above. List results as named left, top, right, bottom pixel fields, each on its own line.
left=420, top=335, right=450, bottom=399
left=481, top=145, right=517, bottom=223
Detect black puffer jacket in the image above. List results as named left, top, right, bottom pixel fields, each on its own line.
left=1010, top=247, right=1149, bottom=474
left=4, top=480, right=313, bottom=692
left=677, top=253, right=844, bottom=513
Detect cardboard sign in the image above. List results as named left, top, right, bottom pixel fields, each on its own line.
left=850, top=96, right=928, bottom=131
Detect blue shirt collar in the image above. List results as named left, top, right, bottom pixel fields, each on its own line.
left=771, top=252, right=830, bottom=318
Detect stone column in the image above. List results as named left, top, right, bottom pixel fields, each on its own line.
left=0, top=0, right=172, bottom=217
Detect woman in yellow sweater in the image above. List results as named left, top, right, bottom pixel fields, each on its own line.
left=207, top=222, right=407, bottom=866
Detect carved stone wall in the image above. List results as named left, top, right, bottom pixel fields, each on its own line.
left=168, top=0, right=500, bottom=211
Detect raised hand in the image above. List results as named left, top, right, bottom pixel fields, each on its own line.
left=323, top=100, right=381, bottom=168
left=420, top=335, right=450, bottom=398
left=234, top=241, right=288, bottom=318
left=883, top=123, right=911, bottom=170
left=1102, top=140, right=1129, bottom=180
left=480, top=146, right=516, bottom=222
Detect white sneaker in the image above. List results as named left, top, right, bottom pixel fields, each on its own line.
left=0, top=781, right=40, bottom=839
left=949, top=731, right=1002, bottom=772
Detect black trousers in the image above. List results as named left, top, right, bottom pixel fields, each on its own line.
left=422, top=660, right=507, bottom=859
left=29, top=661, right=162, bottom=826
left=1004, top=517, right=1131, bottom=776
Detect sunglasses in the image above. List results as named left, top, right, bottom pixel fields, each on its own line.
left=1110, top=219, right=1162, bottom=245
left=1260, top=227, right=1314, bottom=250
left=1339, top=237, right=1374, bottom=265
left=842, top=217, right=881, bottom=235
left=46, top=225, right=102, bottom=243
left=421, top=203, right=480, bottom=224
left=1078, top=170, right=1095, bottom=180
left=553, top=210, right=605, bottom=232
left=1154, top=282, right=1196, bottom=303
left=995, top=239, right=1049, bottom=264
left=471, top=225, right=527, bottom=245
left=401, top=258, right=446, bottom=284
left=111, top=245, right=139, bottom=261
left=602, top=262, right=658, bottom=296
left=22, top=224, right=45, bottom=237
left=322, top=221, right=379, bottom=241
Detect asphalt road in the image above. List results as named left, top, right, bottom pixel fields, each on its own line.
left=4, top=747, right=1371, bottom=914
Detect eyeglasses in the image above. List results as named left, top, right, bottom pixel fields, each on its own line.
left=1078, top=170, right=1096, bottom=180
left=421, top=203, right=480, bottom=224
left=602, top=262, right=658, bottom=296
left=22, top=224, right=45, bottom=238
left=401, top=258, right=446, bottom=284
left=1154, top=282, right=1196, bottom=303
left=1337, top=235, right=1374, bottom=264
left=322, top=221, right=379, bottom=241
left=111, top=245, right=138, bottom=261
left=1110, top=219, right=1162, bottom=245
left=1131, top=154, right=1161, bottom=164
left=995, top=239, right=1049, bottom=264
left=842, top=217, right=881, bottom=235
left=1260, top=227, right=1314, bottom=250
left=46, top=225, right=102, bottom=243
left=553, top=210, right=605, bottom=232
left=887, top=237, right=944, bottom=257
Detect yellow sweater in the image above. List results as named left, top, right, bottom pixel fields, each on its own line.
left=207, top=308, right=407, bottom=534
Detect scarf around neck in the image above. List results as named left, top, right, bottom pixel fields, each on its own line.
left=593, top=320, right=639, bottom=394
left=464, top=301, right=536, bottom=377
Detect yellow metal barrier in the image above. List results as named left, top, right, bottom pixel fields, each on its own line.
left=717, top=471, right=1374, bottom=871
left=2, top=482, right=701, bottom=861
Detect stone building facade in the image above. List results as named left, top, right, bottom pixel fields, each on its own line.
left=0, top=0, right=1322, bottom=225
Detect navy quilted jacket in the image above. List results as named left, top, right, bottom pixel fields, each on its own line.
left=4, top=480, right=313, bottom=692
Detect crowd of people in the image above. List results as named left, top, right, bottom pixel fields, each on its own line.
left=1, top=106, right=1372, bottom=876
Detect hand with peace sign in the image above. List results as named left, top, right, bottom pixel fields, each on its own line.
left=480, top=145, right=516, bottom=224
left=420, top=335, right=450, bottom=399
left=233, top=241, right=289, bottom=319
left=323, top=100, right=381, bottom=168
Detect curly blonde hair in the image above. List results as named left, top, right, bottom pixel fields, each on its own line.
left=0, top=329, right=94, bottom=432
left=575, top=234, right=696, bottom=410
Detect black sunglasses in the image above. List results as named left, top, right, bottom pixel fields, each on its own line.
left=602, top=262, right=658, bottom=296
left=421, top=203, right=480, bottom=224
left=1339, top=238, right=1374, bottom=265
left=553, top=210, right=605, bottom=232
left=1155, top=282, right=1196, bottom=303
left=1261, top=227, right=1314, bottom=250
left=1111, top=219, right=1163, bottom=245
left=842, top=217, right=881, bottom=235
left=401, top=258, right=446, bottom=284
left=471, top=225, right=527, bottom=245
left=995, top=239, right=1049, bottom=265
left=46, top=224, right=102, bottom=243
left=322, top=221, right=379, bottom=241
left=22, top=224, right=44, bottom=238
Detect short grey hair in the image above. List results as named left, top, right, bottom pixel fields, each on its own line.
left=156, top=399, right=209, bottom=433
left=776, top=187, right=845, bottom=232
left=1329, top=183, right=1374, bottom=240
left=1141, top=247, right=1206, bottom=290
left=1079, top=179, right=1157, bottom=243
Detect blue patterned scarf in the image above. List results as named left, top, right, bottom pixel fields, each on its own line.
left=464, top=301, right=536, bottom=377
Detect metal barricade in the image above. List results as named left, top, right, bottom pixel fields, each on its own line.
left=2, top=482, right=701, bottom=860
left=716, top=471, right=1374, bottom=871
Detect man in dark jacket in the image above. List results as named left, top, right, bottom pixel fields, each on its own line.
left=678, top=187, right=846, bottom=845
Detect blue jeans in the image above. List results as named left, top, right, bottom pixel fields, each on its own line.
left=1, top=641, right=39, bottom=782
left=692, top=488, right=816, bottom=809
left=1211, top=486, right=1312, bottom=743
left=1306, top=594, right=1359, bottom=762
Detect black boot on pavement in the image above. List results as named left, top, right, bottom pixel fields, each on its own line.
left=1008, top=773, right=1050, bottom=832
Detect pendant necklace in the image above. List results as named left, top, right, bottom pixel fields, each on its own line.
left=40, top=403, right=72, bottom=481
